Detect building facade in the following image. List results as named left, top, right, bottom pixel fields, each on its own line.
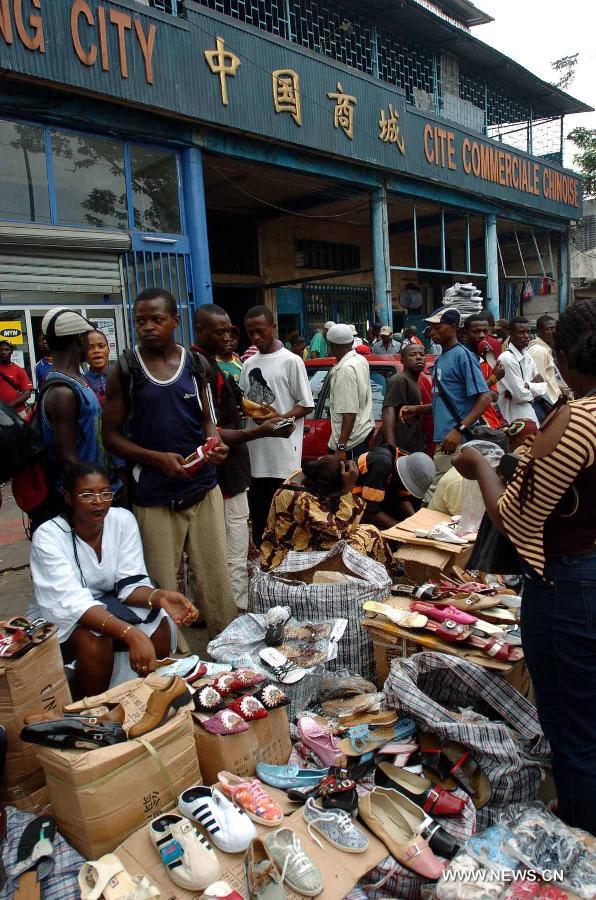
left=0, top=0, right=589, bottom=372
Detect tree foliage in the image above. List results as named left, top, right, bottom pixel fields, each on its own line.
left=567, top=127, right=596, bottom=198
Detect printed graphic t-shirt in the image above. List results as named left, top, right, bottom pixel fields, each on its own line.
left=239, top=347, right=314, bottom=479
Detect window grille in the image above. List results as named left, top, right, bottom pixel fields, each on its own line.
left=295, top=239, right=360, bottom=270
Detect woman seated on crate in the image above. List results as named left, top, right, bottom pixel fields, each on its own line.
left=260, top=456, right=393, bottom=571
left=28, top=462, right=199, bottom=698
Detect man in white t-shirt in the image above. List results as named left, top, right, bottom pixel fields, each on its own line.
left=327, top=323, right=375, bottom=459
left=239, top=305, right=314, bottom=545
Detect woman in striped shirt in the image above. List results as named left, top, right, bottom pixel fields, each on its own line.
left=453, top=299, right=596, bottom=835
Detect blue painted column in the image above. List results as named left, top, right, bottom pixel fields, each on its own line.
left=485, top=214, right=499, bottom=320
left=559, top=229, right=569, bottom=312
left=371, top=184, right=392, bottom=327
left=181, top=146, right=213, bottom=307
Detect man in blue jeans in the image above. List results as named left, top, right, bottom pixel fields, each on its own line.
left=400, top=307, right=492, bottom=502
left=327, top=323, right=375, bottom=460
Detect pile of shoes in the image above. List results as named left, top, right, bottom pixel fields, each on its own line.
left=20, top=673, right=192, bottom=749
left=363, top=572, right=523, bottom=665
left=442, top=282, right=483, bottom=317
left=193, top=667, right=290, bottom=734
left=0, top=616, right=56, bottom=659
left=437, top=802, right=596, bottom=899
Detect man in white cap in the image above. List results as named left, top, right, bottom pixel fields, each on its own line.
left=36, top=307, right=117, bottom=526
left=307, top=320, right=335, bottom=359
left=372, top=325, right=400, bottom=355
left=326, top=323, right=374, bottom=460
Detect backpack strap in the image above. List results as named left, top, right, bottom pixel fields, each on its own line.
left=40, top=375, right=83, bottom=417
left=117, top=348, right=144, bottom=420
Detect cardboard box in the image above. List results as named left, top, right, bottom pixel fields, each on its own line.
left=116, top=787, right=389, bottom=900
left=0, top=633, right=72, bottom=801
left=383, top=509, right=472, bottom=582
left=362, top=618, right=515, bottom=674
left=11, top=784, right=53, bottom=816
left=194, top=707, right=292, bottom=786
left=34, top=678, right=201, bottom=858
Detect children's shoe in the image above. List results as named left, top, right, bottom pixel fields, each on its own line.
left=264, top=828, right=323, bottom=896
left=149, top=813, right=219, bottom=890
left=178, top=785, right=257, bottom=853
left=227, top=695, right=268, bottom=722
left=253, top=684, right=290, bottom=710
left=218, top=772, right=284, bottom=826
left=302, top=798, right=368, bottom=853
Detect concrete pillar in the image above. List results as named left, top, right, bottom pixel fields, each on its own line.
left=181, top=146, right=213, bottom=307
left=559, top=229, right=569, bottom=312
left=485, top=214, right=499, bottom=321
left=371, top=183, right=392, bottom=327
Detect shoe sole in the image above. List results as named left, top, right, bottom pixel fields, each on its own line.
left=285, top=877, right=323, bottom=896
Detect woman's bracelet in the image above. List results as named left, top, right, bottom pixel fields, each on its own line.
left=147, top=588, right=161, bottom=609
left=99, top=613, right=114, bottom=634
left=120, top=624, right=134, bottom=641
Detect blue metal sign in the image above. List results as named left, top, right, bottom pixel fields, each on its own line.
left=0, top=0, right=582, bottom=218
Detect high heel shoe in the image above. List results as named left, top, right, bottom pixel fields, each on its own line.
left=128, top=676, right=191, bottom=738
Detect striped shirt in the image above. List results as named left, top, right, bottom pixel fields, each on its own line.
left=498, top=397, right=596, bottom=575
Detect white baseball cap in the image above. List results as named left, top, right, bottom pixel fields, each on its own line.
left=42, top=307, right=96, bottom=339
left=326, top=323, right=354, bottom=345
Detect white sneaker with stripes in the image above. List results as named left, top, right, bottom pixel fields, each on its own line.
left=178, top=785, right=257, bottom=853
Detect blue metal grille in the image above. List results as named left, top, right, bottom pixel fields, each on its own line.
left=148, top=0, right=184, bottom=14
left=194, top=0, right=289, bottom=38
left=289, top=0, right=373, bottom=74
left=123, top=250, right=195, bottom=347
left=377, top=32, right=435, bottom=105
left=303, top=284, right=373, bottom=340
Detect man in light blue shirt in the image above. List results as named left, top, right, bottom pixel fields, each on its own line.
left=400, top=307, right=492, bottom=501
left=372, top=325, right=401, bottom=355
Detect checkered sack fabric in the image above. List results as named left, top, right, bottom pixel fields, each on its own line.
left=383, top=652, right=550, bottom=829
left=249, top=543, right=391, bottom=679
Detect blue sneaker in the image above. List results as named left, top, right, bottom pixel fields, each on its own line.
left=256, top=764, right=328, bottom=790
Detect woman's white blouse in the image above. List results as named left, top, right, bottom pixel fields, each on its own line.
left=29, top=507, right=154, bottom=641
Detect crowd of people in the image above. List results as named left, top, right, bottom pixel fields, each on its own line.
left=1, top=290, right=595, bottom=834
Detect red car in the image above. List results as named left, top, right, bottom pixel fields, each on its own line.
left=302, top=355, right=435, bottom=460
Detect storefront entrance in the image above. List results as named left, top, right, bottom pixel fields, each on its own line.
left=1, top=305, right=126, bottom=385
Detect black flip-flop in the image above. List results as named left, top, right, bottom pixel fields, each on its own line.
left=13, top=815, right=56, bottom=900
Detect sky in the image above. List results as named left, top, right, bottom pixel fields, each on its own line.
left=471, top=0, right=596, bottom=169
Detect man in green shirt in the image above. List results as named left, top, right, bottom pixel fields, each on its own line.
left=308, top=320, right=335, bottom=359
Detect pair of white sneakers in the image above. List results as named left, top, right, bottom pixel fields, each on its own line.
left=178, top=784, right=257, bottom=852
left=149, top=786, right=256, bottom=891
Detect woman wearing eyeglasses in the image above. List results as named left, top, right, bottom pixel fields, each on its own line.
left=29, top=462, right=199, bottom=698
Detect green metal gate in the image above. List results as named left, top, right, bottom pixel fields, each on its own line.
left=303, top=284, right=373, bottom=341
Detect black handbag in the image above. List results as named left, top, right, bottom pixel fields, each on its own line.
left=467, top=513, right=522, bottom=574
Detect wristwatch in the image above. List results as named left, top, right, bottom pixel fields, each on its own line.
left=337, top=442, right=347, bottom=451
left=456, top=423, right=467, bottom=434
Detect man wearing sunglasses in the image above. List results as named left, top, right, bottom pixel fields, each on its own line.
left=37, top=308, right=120, bottom=527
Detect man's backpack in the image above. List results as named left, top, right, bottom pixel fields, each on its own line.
left=2, top=377, right=81, bottom=515
left=0, top=401, right=43, bottom=483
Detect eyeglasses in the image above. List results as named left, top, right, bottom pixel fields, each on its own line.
left=77, top=491, right=114, bottom=503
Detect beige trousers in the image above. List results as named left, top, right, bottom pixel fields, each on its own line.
left=423, top=450, right=453, bottom=506
left=224, top=490, right=250, bottom=610
left=135, top=486, right=236, bottom=639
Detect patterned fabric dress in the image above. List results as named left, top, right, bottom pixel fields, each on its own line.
left=260, top=473, right=392, bottom=571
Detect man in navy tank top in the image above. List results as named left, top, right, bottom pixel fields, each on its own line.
left=103, top=288, right=236, bottom=638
